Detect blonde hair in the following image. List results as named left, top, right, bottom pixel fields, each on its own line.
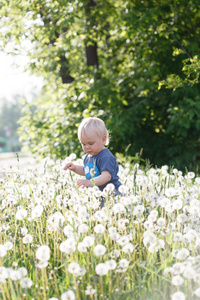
left=78, top=117, right=109, bottom=145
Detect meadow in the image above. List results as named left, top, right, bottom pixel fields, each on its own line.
left=1, top=154, right=200, bottom=300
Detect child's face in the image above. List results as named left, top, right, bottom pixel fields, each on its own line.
left=80, top=129, right=106, bottom=156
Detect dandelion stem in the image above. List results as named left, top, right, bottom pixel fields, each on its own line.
left=42, top=268, right=47, bottom=300
left=73, top=274, right=81, bottom=300
left=1, top=283, right=9, bottom=300
left=100, top=276, right=104, bottom=299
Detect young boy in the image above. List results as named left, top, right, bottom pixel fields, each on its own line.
left=64, top=117, right=121, bottom=196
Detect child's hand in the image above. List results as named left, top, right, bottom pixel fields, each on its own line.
left=77, top=179, right=92, bottom=188
left=64, top=162, right=76, bottom=171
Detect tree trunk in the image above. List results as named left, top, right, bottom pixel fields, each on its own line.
left=85, top=0, right=99, bottom=68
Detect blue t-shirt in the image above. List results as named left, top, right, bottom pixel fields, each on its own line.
left=83, top=148, right=121, bottom=192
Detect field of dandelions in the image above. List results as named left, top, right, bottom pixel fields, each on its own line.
left=1, top=154, right=200, bottom=300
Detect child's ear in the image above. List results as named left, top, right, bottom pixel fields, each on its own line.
left=102, top=135, right=107, bottom=145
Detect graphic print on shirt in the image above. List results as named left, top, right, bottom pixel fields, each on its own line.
left=84, top=162, right=100, bottom=179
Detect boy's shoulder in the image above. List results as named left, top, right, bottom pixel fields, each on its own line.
left=97, top=148, right=115, bottom=159
left=84, top=148, right=114, bottom=162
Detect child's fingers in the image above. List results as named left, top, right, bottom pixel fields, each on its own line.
left=77, top=180, right=84, bottom=188
left=64, top=163, right=73, bottom=170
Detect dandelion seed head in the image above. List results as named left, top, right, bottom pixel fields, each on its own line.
left=172, top=263, right=185, bottom=275
left=59, top=237, right=76, bottom=254
left=31, top=205, right=43, bottom=219
left=119, top=259, right=129, bottom=269
left=36, top=261, right=48, bottom=268
left=176, top=248, right=190, bottom=260
left=187, top=172, right=195, bottom=179
left=20, top=277, right=33, bottom=288
left=69, top=153, right=76, bottom=160
left=94, top=244, right=106, bottom=256
left=117, top=218, right=129, bottom=230
left=68, top=262, right=81, bottom=274
left=0, top=245, right=7, bottom=257
left=63, top=225, right=74, bottom=237
left=148, top=243, right=159, bottom=253
left=165, top=204, right=173, bottom=213
left=135, top=175, right=147, bottom=186
left=183, top=266, right=195, bottom=279
left=163, top=267, right=173, bottom=276
left=173, top=200, right=183, bottom=211
left=195, top=177, right=200, bottom=184
left=117, top=235, right=130, bottom=246
left=61, top=290, right=76, bottom=300
left=94, top=224, right=105, bottom=234
left=118, top=185, right=128, bottom=194
left=94, top=189, right=103, bottom=197
left=182, top=234, right=192, bottom=244
left=23, top=234, right=33, bottom=244
left=120, top=196, right=132, bottom=206
left=17, top=267, right=28, bottom=278
left=148, top=209, right=158, bottom=221
left=110, top=249, right=120, bottom=258
left=77, top=242, right=87, bottom=253
left=157, top=217, right=166, bottom=227
left=133, top=205, right=145, bottom=217
left=188, top=205, right=199, bottom=216
left=79, top=266, right=87, bottom=276
left=194, top=288, right=200, bottom=297
left=106, top=259, right=117, bottom=270
left=190, top=199, right=200, bottom=207
left=177, top=213, right=187, bottom=223
left=112, top=203, right=126, bottom=214
left=21, top=228, right=28, bottom=236
left=10, top=270, right=21, bottom=281
left=173, top=232, right=183, bottom=242
left=77, top=207, right=89, bottom=220
left=103, top=183, right=115, bottom=194
left=144, top=220, right=154, bottom=230
left=85, top=285, right=96, bottom=295
left=47, top=212, right=65, bottom=232
left=4, top=241, right=13, bottom=250
left=165, top=187, right=176, bottom=198
left=83, top=236, right=94, bottom=247
left=110, top=232, right=120, bottom=241
left=0, top=274, right=6, bottom=284
left=123, top=242, right=135, bottom=253
left=95, top=263, right=109, bottom=276
left=94, top=210, right=108, bottom=222
left=143, top=232, right=157, bottom=246
left=78, top=223, right=89, bottom=234
left=36, top=245, right=50, bottom=261
left=16, top=209, right=27, bottom=221
left=108, top=227, right=117, bottom=235
left=172, top=275, right=184, bottom=286
left=171, top=291, right=185, bottom=300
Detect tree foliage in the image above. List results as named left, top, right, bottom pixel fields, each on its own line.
left=1, top=0, right=200, bottom=170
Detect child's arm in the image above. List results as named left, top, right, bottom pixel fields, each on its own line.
left=77, top=171, right=111, bottom=188
left=64, top=162, right=85, bottom=176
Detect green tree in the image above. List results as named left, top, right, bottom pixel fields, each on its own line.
left=1, top=0, right=200, bottom=170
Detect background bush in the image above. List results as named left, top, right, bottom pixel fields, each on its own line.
left=1, top=0, right=200, bottom=171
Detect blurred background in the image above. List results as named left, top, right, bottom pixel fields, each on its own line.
left=1, top=0, right=200, bottom=172
left=0, top=51, right=43, bottom=153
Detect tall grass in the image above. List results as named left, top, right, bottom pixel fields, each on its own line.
left=0, top=156, right=200, bottom=300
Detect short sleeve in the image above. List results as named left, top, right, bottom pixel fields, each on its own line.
left=98, top=155, right=117, bottom=178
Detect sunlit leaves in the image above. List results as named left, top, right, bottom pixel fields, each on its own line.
left=1, top=0, right=200, bottom=171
